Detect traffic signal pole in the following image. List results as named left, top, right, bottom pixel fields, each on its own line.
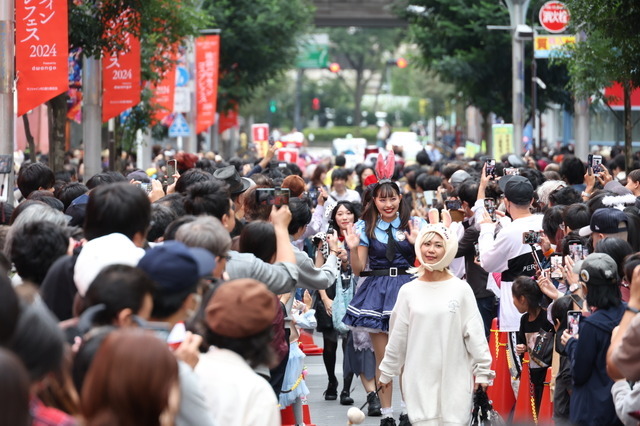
left=0, top=0, right=15, bottom=204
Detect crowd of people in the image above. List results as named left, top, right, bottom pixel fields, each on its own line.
left=1, top=141, right=640, bottom=426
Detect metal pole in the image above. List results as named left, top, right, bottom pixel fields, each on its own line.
left=294, top=68, right=303, bottom=131
left=531, top=58, right=537, bottom=153
left=82, top=55, right=103, bottom=181
left=506, top=0, right=530, bottom=156
left=573, top=31, right=589, bottom=159
left=0, top=0, right=15, bottom=204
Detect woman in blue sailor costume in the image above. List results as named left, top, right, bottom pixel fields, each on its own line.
left=342, top=151, right=425, bottom=426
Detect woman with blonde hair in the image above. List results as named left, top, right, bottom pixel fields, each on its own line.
left=378, top=210, right=494, bottom=425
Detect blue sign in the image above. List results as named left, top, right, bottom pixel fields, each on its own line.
left=169, top=113, right=191, bottom=138
left=176, top=66, right=189, bottom=87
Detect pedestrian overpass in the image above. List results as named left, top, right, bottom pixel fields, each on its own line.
left=313, top=0, right=405, bottom=27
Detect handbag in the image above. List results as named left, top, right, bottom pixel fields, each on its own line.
left=469, top=388, right=505, bottom=426
left=332, top=273, right=354, bottom=334
left=529, top=328, right=554, bottom=368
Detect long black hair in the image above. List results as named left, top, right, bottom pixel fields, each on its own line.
left=361, top=182, right=410, bottom=240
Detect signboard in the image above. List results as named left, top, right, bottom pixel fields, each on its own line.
left=16, top=0, right=69, bottom=116
left=195, top=35, right=220, bottom=134
left=252, top=123, right=269, bottom=143
left=492, top=124, right=514, bottom=160
left=169, top=113, right=190, bottom=138
left=150, top=61, right=176, bottom=124
left=278, top=148, right=299, bottom=164
left=102, top=10, right=141, bottom=123
left=539, top=1, right=570, bottom=33
left=604, top=83, right=640, bottom=111
left=534, top=35, right=575, bottom=59
left=296, top=34, right=329, bottom=69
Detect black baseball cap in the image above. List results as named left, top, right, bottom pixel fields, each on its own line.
left=579, top=208, right=628, bottom=236
left=498, top=175, right=534, bottom=205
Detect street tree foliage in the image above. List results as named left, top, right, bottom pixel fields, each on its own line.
left=395, top=0, right=571, bottom=146
left=555, top=0, right=640, bottom=171
left=325, top=28, right=406, bottom=127
left=202, top=0, right=314, bottom=112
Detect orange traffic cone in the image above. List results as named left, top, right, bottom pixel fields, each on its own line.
left=280, top=402, right=316, bottom=426
left=538, top=368, right=554, bottom=425
left=298, top=330, right=323, bottom=355
left=488, top=318, right=499, bottom=371
left=487, top=329, right=516, bottom=418
left=513, top=353, right=536, bottom=424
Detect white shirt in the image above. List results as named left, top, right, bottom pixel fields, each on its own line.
left=195, top=347, right=280, bottom=426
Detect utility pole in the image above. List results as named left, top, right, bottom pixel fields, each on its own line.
left=506, top=0, right=530, bottom=157
left=573, top=31, right=589, bottom=160
left=82, top=56, right=103, bottom=181
left=0, top=0, right=15, bottom=204
left=293, top=68, right=303, bottom=131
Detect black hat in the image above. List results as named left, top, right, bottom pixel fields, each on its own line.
left=499, top=175, right=533, bottom=205
left=578, top=253, right=619, bottom=286
left=579, top=208, right=628, bottom=236
left=213, top=166, right=251, bottom=195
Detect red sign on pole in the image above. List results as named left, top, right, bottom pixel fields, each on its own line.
left=252, top=123, right=269, bottom=143
left=278, top=148, right=299, bottom=164
left=539, top=1, right=570, bottom=34
left=16, top=0, right=69, bottom=117
left=102, top=11, right=141, bottom=123
left=150, top=58, right=177, bottom=124
left=195, top=35, right=220, bottom=134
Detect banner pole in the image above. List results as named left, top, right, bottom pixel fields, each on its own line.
left=0, top=0, right=15, bottom=204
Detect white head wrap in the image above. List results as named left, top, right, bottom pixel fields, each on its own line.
left=409, top=222, right=458, bottom=275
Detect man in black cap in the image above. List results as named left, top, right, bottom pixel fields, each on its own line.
left=579, top=207, right=629, bottom=248
left=213, top=165, right=255, bottom=235
left=476, top=174, right=544, bottom=373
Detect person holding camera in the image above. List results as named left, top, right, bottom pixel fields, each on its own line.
left=477, top=171, right=544, bottom=378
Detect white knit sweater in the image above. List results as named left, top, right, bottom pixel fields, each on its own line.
left=379, top=276, right=495, bottom=425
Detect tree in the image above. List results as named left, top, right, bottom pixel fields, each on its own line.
left=39, top=0, right=208, bottom=173
left=396, top=0, right=571, bottom=150
left=201, top=0, right=314, bottom=112
left=555, top=0, right=640, bottom=171
left=325, top=28, right=405, bottom=127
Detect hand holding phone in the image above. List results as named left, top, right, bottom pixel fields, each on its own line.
left=567, top=310, right=582, bottom=335
left=485, top=159, right=496, bottom=179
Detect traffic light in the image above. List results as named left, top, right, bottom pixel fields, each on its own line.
left=396, top=57, right=408, bottom=68
left=312, top=97, right=320, bottom=111
left=329, top=62, right=341, bottom=73
left=269, top=100, right=277, bottom=113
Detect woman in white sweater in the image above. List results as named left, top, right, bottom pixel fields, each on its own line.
left=379, top=210, right=495, bottom=425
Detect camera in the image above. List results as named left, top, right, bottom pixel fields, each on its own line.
left=522, top=230, right=542, bottom=245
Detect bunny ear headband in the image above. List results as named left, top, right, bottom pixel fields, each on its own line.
left=413, top=209, right=458, bottom=272
left=375, top=150, right=396, bottom=183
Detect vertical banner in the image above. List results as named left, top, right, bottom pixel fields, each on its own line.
left=492, top=124, right=514, bottom=160
left=150, top=60, right=177, bottom=124
left=102, top=11, right=141, bottom=123
left=218, top=104, right=238, bottom=134
left=16, top=0, right=69, bottom=117
left=195, top=35, right=220, bottom=134
left=252, top=123, right=270, bottom=158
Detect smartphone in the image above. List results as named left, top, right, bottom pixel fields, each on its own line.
left=135, top=182, right=152, bottom=195
left=256, top=187, right=290, bottom=206
left=445, top=199, right=462, bottom=210
left=484, top=198, right=497, bottom=222
left=550, top=255, right=564, bottom=279
left=485, top=159, right=496, bottom=179
left=588, top=154, right=603, bottom=174
left=424, top=190, right=436, bottom=207
left=308, top=187, right=319, bottom=206
left=569, top=243, right=588, bottom=262
left=504, top=167, right=520, bottom=176
left=522, top=230, right=543, bottom=245
left=567, top=310, right=582, bottom=335
left=167, top=159, right=177, bottom=185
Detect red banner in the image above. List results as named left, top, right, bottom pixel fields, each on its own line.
left=195, top=35, right=220, bottom=134
left=16, top=0, right=69, bottom=117
left=218, top=105, right=238, bottom=134
left=102, top=12, right=141, bottom=123
left=604, top=82, right=640, bottom=111
left=150, top=61, right=177, bottom=124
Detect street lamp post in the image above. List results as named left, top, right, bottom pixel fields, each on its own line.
left=505, top=0, right=531, bottom=156
left=0, top=0, right=15, bottom=204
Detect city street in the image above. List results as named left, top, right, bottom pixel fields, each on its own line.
left=300, top=332, right=403, bottom=426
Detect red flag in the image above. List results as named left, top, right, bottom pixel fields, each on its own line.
left=102, top=11, right=141, bottom=123
left=195, top=35, right=220, bottom=134
left=16, top=0, right=69, bottom=116
left=150, top=60, right=177, bottom=124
